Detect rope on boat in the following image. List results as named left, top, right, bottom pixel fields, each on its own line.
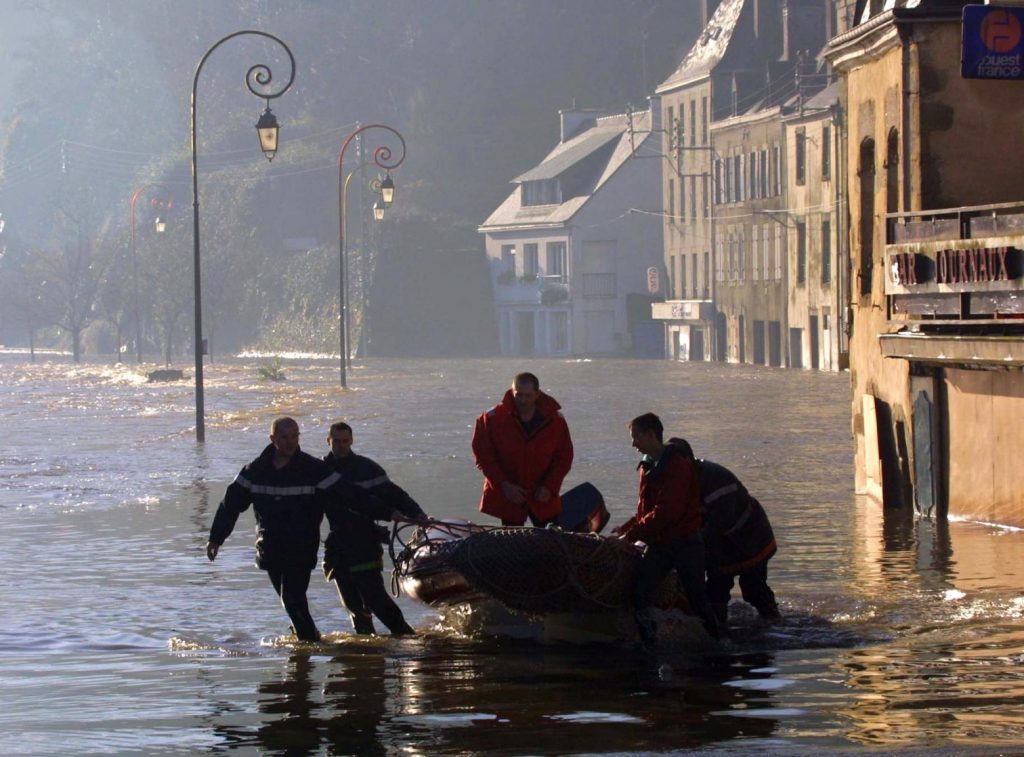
left=457, top=527, right=636, bottom=612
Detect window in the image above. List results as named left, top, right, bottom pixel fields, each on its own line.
left=701, top=97, right=708, bottom=144
left=715, top=234, right=725, bottom=281
left=501, top=245, right=516, bottom=273
left=796, top=221, right=807, bottom=284
left=760, top=150, right=768, bottom=197
left=666, top=106, right=675, bottom=148
left=796, top=129, right=806, bottom=185
left=821, top=218, right=832, bottom=283
left=670, top=254, right=677, bottom=298
left=546, top=241, right=567, bottom=283
left=523, top=243, right=539, bottom=277
left=703, top=251, right=710, bottom=296
left=668, top=179, right=675, bottom=225
left=739, top=228, right=746, bottom=281
left=551, top=312, right=569, bottom=352
left=772, top=145, right=782, bottom=196
left=752, top=225, right=760, bottom=281
left=678, top=105, right=686, bottom=149
left=763, top=224, right=771, bottom=280
left=822, top=126, right=831, bottom=181
left=733, top=156, right=742, bottom=202
left=724, top=157, right=732, bottom=203
left=775, top=226, right=784, bottom=279
left=689, top=176, right=697, bottom=221
left=714, top=160, right=723, bottom=205
left=749, top=152, right=757, bottom=199
left=679, top=176, right=686, bottom=223
left=702, top=175, right=709, bottom=218
left=522, top=179, right=560, bottom=206
left=689, top=100, right=696, bottom=147
left=679, top=253, right=687, bottom=296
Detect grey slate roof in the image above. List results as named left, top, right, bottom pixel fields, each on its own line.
left=479, top=109, right=653, bottom=231
left=656, top=0, right=746, bottom=93
left=513, top=128, right=624, bottom=183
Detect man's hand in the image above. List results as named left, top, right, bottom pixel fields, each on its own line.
left=206, top=542, right=219, bottom=561
left=534, top=486, right=552, bottom=503
left=500, top=481, right=528, bottom=505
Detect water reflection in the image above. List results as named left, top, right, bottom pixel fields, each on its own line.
left=204, top=641, right=786, bottom=754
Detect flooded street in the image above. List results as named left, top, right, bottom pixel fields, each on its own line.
left=2, top=354, right=1024, bottom=755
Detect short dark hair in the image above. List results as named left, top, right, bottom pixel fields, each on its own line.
left=629, top=412, right=663, bottom=441
left=513, top=372, right=540, bottom=391
left=667, top=437, right=694, bottom=459
left=271, top=416, right=298, bottom=435
left=329, top=421, right=352, bottom=437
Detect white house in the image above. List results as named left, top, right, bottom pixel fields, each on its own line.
left=479, top=103, right=665, bottom=356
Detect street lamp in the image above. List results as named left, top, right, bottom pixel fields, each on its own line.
left=336, top=124, right=406, bottom=388
left=373, top=199, right=385, bottom=221
left=190, top=30, right=295, bottom=443
left=129, top=184, right=173, bottom=365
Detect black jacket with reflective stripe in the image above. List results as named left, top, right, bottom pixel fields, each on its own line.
left=322, top=451, right=424, bottom=578
left=209, top=445, right=390, bottom=571
left=697, top=459, right=777, bottom=574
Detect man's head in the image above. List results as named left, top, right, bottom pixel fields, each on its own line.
left=511, top=372, right=540, bottom=418
left=328, top=421, right=354, bottom=458
left=628, top=412, right=664, bottom=457
left=667, top=437, right=695, bottom=459
left=270, top=417, right=301, bottom=459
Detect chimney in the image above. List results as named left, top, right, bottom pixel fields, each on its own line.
left=702, top=0, right=723, bottom=27
left=647, top=95, right=662, bottom=134
left=559, top=110, right=600, bottom=142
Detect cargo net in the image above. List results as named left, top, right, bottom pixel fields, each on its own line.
left=442, top=527, right=688, bottom=615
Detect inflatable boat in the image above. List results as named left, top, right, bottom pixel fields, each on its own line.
left=391, top=483, right=693, bottom=624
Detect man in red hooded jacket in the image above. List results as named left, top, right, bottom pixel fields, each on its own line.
left=472, top=372, right=574, bottom=526
left=612, top=412, right=720, bottom=644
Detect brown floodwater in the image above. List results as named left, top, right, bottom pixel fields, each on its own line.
left=1, top=354, right=1023, bottom=755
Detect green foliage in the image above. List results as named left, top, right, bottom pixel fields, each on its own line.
left=257, top=357, right=286, bottom=382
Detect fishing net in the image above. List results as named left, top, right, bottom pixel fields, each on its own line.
left=445, top=527, right=688, bottom=615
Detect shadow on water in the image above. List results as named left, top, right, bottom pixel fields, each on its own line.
left=204, top=639, right=784, bottom=755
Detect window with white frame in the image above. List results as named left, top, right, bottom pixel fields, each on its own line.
left=523, top=243, right=539, bottom=277
left=501, top=245, right=516, bottom=274
left=546, top=241, right=568, bottom=283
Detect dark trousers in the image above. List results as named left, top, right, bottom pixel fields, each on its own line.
left=267, top=566, right=319, bottom=642
left=706, top=560, right=778, bottom=617
left=632, top=533, right=720, bottom=641
left=501, top=513, right=557, bottom=528
left=335, top=567, right=414, bottom=635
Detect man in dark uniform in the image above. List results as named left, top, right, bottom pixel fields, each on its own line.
left=323, top=422, right=428, bottom=635
left=670, top=438, right=780, bottom=627
left=206, top=417, right=401, bottom=642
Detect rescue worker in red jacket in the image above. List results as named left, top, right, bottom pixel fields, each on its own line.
left=471, top=372, right=574, bottom=526
left=612, top=413, right=720, bottom=644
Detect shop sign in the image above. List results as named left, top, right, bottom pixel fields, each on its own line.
left=963, top=5, right=1024, bottom=79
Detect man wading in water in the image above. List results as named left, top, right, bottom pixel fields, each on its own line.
left=206, top=417, right=405, bottom=642
left=322, top=421, right=430, bottom=636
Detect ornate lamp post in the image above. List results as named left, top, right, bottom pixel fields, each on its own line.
left=337, top=125, right=406, bottom=388
left=129, top=185, right=172, bottom=364
left=190, top=30, right=295, bottom=442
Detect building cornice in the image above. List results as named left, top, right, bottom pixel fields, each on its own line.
left=825, top=12, right=902, bottom=72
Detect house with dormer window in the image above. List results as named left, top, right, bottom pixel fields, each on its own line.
left=479, top=104, right=663, bottom=356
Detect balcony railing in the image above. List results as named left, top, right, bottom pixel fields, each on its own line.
left=884, top=201, right=1024, bottom=324
left=581, top=273, right=616, bottom=297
